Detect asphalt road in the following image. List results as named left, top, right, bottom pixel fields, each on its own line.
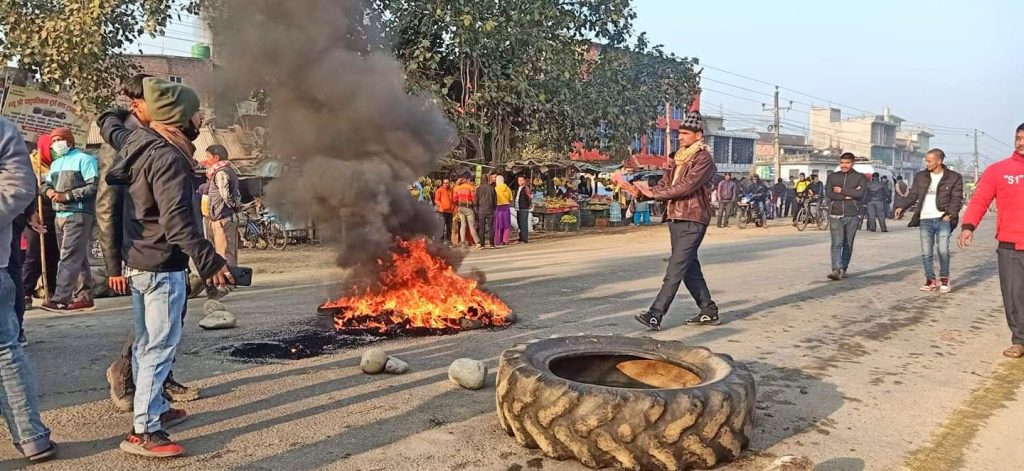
left=1, top=219, right=1020, bottom=470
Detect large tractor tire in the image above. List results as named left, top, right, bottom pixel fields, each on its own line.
left=496, top=335, right=755, bottom=471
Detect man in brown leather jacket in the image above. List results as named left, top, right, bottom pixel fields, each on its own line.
left=633, top=112, right=720, bottom=329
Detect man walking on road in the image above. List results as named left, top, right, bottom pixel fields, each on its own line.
left=0, top=117, right=58, bottom=462
left=895, top=149, right=963, bottom=293
left=958, top=123, right=1024, bottom=358
left=716, top=172, right=738, bottom=228
left=826, top=153, right=867, bottom=280
left=865, top=172, right=889, bottom=232
left=633, top=112, right=720, bottom=329
left=40, top=128, right=98, bottom=313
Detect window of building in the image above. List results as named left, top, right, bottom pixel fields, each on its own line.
left=672, top=106, right=683, bottom=120
left=632, top=136, right=642, bottom=153
left=169, top=75, right=183, bottom=84
left=648, top=131, right=664, bottom=156
left=670, top=130, right=680, bottom=154
left=711, top=137, right=730, bottom=164
left=730, top=138, right=754, bottom=164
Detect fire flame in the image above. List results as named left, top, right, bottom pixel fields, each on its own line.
left=321, top=238, right=512, bottom=334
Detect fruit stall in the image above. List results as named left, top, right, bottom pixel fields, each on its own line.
left=533, top=196, right=580, bottom=232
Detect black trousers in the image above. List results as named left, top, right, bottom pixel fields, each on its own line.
left=717, top=201, right=735, bottom=227
left=440, top=212, right=453, bottom=243
left=517, top=209, right=530, bottom=243
left=998, top=246, right=1024, bottom=345
left=478, top=212, right=494, bottom=247
left=650, top=221, right=717, bottom=317
left=866, top=201, right=887, bottom=231
left=22, top=210, right=58, bottom=300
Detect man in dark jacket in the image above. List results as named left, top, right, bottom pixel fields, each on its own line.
left=865, top=172, right=889, bottom=232
left=894, top=149, right=964, bottom=292
left=633, top=112, right=719, bottom=329
left=475, top=173, right=497, bottom=249
left=716, top=172, right=738, bottom=228
left=99, top=78, right=232, bottom=458
left=826, top=153, right=867, bottom=280
left=99, top=73, right=200, bottom=414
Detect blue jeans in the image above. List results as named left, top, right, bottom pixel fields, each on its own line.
left=633, top=210, right=651, bottom=226
left=829, top=216, right=860, bottom=271
left=128, top=269, right=186, bottom=433
left=919, top=218, right=951, bottom=280
left=0, top=271, right=50, bottom=456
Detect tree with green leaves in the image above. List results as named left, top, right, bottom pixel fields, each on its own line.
left=0, top=0, right=200, bottom=111
left=374, top=0, right=699, bottom=163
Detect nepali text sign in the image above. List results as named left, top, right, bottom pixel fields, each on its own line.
left=1, top=86, right=89, bottom=145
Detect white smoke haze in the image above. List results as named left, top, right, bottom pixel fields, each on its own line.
left=211, top=0, right=460, bottom=287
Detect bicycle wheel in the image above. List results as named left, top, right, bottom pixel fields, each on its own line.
left=267, top=221, right=289, bottom=251
left=796, top=209, right=809, bottom=232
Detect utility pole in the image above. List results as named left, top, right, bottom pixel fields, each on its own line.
left=763, top=86, right=790, bottom=181
left=665, top=102, right=672, bottom=161
left=973, top=129, right=980, bottom=184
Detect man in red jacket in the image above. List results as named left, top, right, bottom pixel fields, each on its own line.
left=959, top=123, right=1024, bottom=358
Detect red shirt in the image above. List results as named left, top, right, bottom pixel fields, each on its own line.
left=453, top=182, right=476, bottom=204
left=434, top=186, right=454, bottom=213
left=962, top=153, right=1024, bottom=249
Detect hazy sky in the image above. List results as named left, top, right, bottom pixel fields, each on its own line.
left=136, top=2, right=1020, bottom=167
left=632, top=0, right=1022, bottom=166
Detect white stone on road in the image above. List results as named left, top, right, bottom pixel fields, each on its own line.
left=203, top=299, right=227, bottom=316
left=384, top=357, right=410, bottom=374
left=198, top=310, right=237, bottom=329
left=360, top=348, right=389, bottom=374
left=449, top=358, right=487, bottom=390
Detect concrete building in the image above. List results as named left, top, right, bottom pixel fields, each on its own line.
left=809, top=107, right=931, bottom=180
left=631, top=111, right=757, bottom=175
left=752, top=132, right=837, bottom=181
left=132, top=54, right=215, bottom=109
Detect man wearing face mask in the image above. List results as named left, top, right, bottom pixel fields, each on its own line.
left=39, top=128, right=98, bottom=313
left=99, top=78, right=232, bottom=457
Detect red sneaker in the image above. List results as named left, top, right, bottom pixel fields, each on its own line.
left=919, top=279, right=938, bottom=292
left=119, top=430, right=184, bottom=457
left=64, top=300, right=96, bottom=312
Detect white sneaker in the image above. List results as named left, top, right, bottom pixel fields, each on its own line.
left=939, top=278, right=952, bottom=293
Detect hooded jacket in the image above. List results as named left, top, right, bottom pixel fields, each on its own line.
left=97, top=108, right=225, bottom=279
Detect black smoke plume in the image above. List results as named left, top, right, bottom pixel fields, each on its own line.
left=211, top=0, right=459, bottom=286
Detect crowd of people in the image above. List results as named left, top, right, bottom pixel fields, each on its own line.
left=433, top=173, right=533, bottom=248
left=0, top=75, right=243, bottom=461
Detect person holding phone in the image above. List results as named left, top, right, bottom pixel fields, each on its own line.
left=99, top=78, right=233, bottom=457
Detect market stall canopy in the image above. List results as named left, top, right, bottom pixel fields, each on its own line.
left=573, top=162, right=623, bottom=173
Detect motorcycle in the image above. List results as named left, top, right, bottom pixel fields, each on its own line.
left=737, top=192, right=767, bottom=229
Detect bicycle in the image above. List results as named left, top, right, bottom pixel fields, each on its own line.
left=795, top=196, right=829, bottom=232
left=237, top=201, right=289, bottom=251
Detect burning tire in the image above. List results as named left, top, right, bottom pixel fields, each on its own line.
left=496, top=335, right=755, bottom=471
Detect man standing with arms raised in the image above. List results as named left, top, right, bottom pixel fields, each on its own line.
left=895, top=149, right=963, bottom=293
left=825, top=153, right=867, bottom=281
left=959, top=123, right=1024, bottom=358
left=633, top=112, right=720, bottom=329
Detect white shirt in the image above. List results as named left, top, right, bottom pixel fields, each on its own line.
left=919, top=171, right=944, bottom=219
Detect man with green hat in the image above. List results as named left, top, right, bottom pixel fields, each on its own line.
left=98, top=78, right=234, bottom=458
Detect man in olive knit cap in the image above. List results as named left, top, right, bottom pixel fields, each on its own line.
left=99, top=78, right=234, bottom=458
